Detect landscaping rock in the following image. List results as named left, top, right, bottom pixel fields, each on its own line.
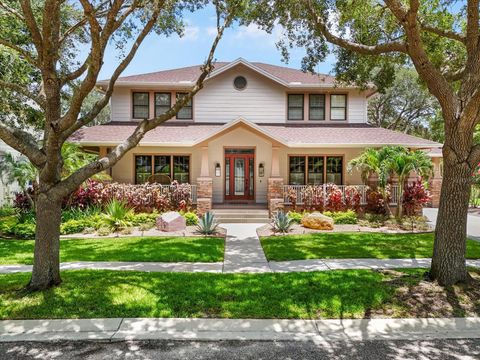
left=156, top=211, right=186, bottom=232
left=301, top=212, right=334, bottom=230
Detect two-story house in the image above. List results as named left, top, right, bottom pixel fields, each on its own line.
left=72, top=58, right=443, bottom=214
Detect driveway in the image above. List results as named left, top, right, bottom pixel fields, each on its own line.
left=423, top=208, right=480, bottom=240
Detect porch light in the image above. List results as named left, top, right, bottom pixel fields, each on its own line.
left=215, top=162, right=221, bottom=177
left=259, top=162, right=265, bottom=177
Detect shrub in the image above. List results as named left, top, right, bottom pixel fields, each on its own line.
left=196, top=212, right=218, bottom=235
left=138, top=222, right=155, bottom=232
left=365, top=187, right=391, bottom=215
left=0, top=206, right=16, bottom=217
left=301, top=185, right=325, bottom=211
left=60, top=219, right=95, bottom=235
left=183, top=211, right=199, bottom=226
left=97, top=226, right=111, bottom=236
left=284, top=187, right=298, bottom=210
left=130, top=212, right=159, bottom=226
left=323, top=210, right=357, bottom=224
left=287, top=211, right=303, bottom=224
left=272, top=210, right=293, bottom=234
left=344, top=186, right=361, bottom=211
left=101, top=199, right=134, bottom=233
left=403, top=180, right=431, bottom=216
left=13, top=190, right=34, bottom=212
left=325, top=184, right=345, bottom=212
left=11, top=223, right=36, bottom=239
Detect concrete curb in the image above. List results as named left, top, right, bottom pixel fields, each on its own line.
left=1, top=317, right=479, bottom=343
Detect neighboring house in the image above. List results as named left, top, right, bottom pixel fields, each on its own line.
left=72, top=58, right=443, bottom=213
left=0, top=140, right=20, bottom=206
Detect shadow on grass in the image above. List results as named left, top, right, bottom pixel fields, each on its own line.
left=0, top=269, right=395, bottom=320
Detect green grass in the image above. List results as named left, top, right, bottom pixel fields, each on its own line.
left=0, top=269, right=410, bottom=320
left=0, top=237, right=224, bottom=264
left=260, top=232, right=480, bottom=261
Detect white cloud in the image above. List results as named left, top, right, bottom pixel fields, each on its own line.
left=179, top=25, right=200, bottom=42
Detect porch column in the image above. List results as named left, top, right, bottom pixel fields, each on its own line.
left=268, top=146, right=284, bottom=216
left=197, top=146, right=213, bottom=216
left=430, top=157, right=443, bottom=207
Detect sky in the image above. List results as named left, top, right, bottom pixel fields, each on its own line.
left=98, top=5, right=336, bottom=79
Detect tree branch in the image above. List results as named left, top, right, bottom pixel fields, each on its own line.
left=58, top=4, right=236, bottom=195
left=18, top=0, right=43, bottom=58
left=420, top=23, right=466, bottom=43
left=0, top=122, right=45, bottom=167
left=466, top=0, right=479, bottom=54
left=0, top=38, right=38, bottom=66
left=0, top=1, right=25, bottom=22
left=304, top=0, right=408, bottom=55
left=0, top=81, right=45, bottom=109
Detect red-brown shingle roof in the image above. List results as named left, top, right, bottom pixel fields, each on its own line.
left=103, top=59, right=336, bottom=86
left=71, top=121, right=441, bottom=149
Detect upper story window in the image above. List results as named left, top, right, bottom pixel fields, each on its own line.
left=330, top=94, right=347, bottom=121
left=176, top=92, right=193, bottom=120
left=309, top=94, right=325, bottom=121
left=155, top=92, right=171, bottom=117
left=234, top=76, right=247, bottom=90
left=132, top=92, right=149, bottom=119
left=288, top=94, right=304, bottom=120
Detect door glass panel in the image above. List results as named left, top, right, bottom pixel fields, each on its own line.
left=225, top=158, right=230, bottom=196
left=234, top=158, right=245, bottom=196
left=249, top=158, right=254, bottom=196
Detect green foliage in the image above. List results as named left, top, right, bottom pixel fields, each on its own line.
left=60, top=219, right=95, bottom=235
left=196, top=212, right=218, bottom=235
left=130, top=212, right=159, bottom=226
left=323, top=210, right=357, bottom=225
left=96, top=227, right=112, bottom=237
left=0, top=206, right=16, bottom=218
left=138, top=222, right=156, bottom=232
left=10, top=222, right=36, bottom=239
left=61, top=206, right=101, bottom=222
left=287, top=211, right=303, bottom=224
left=101, top=200, right=134, bottom=233
left=272, top=210, right=293, bottom=233
left=183, top=211, right=199, bottom=226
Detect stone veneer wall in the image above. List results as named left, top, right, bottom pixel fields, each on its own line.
left=196, top=177, right=213, bottom=216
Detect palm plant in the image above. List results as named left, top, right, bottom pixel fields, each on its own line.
left=101, top=199, right=134, bottom=235
left=386, top=149, right=433, bottom=218
left=348, top=147, right=400, bottom=214
left=196, top=212, right=218, bottom=235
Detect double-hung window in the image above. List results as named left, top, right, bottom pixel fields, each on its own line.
left=176, top=93, right=193, bottom=120
left=154, top=92, right=171, bottom=117
left=309, top=94, right=326, bottom=120
left=330, top=94, right=347, bottom=121
left=287, top=94, right=304, bottom=120
left=132, top=92, right=149, bottom=119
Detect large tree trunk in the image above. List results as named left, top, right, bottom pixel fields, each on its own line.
left=430, top=154, right=472, bottom=285
left=28, top=191, right=63, bottom=291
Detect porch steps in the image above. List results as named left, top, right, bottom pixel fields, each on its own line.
left=212, top=209, right=270, bottom=224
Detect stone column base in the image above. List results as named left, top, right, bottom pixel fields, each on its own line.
left=269, top=198, right=284, bottom=217
left=197, top=198, right=212, bottom=216
left=430, top=178, right=442, bottom=207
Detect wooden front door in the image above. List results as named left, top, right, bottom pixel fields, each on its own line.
left=225, top=149, right=255, bottom=201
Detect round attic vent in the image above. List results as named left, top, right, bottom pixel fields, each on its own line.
left=233, top=76, right=247, bottom=90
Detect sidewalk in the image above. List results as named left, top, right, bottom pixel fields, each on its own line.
left=1, top=317, right=480, bottom=343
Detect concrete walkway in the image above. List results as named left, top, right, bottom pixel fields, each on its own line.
left=424, top=208, right=480, bottom=240
left=2, top=258, right=479, bottom=275
left=222, top=223, right=271, bottom=273
left=1, top=317, right=480, bottom=342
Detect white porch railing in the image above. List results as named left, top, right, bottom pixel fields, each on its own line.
left=283, top=184, right=401, bottom=206
left=158, top=184, right=197, bottom=204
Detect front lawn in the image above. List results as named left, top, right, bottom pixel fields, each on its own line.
left=0, top=237, right=224, bottom=264
left=260, top=232, right=480, bottom=261
left=1, top=269, right=479, bottom=320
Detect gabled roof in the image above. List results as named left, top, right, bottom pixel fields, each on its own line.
left=71, top=119, right=442, bottom=150
left=97, top=58, right=345, bottom=89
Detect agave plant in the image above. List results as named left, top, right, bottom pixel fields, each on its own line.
left=196, top=212, right=218, bottom=235
left=272, top=210, right=293, bottom=234
left=101, top=199, right=134, bottom=235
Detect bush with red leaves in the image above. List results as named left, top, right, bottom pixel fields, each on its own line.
left=403, top=180, right=431, bottom=216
